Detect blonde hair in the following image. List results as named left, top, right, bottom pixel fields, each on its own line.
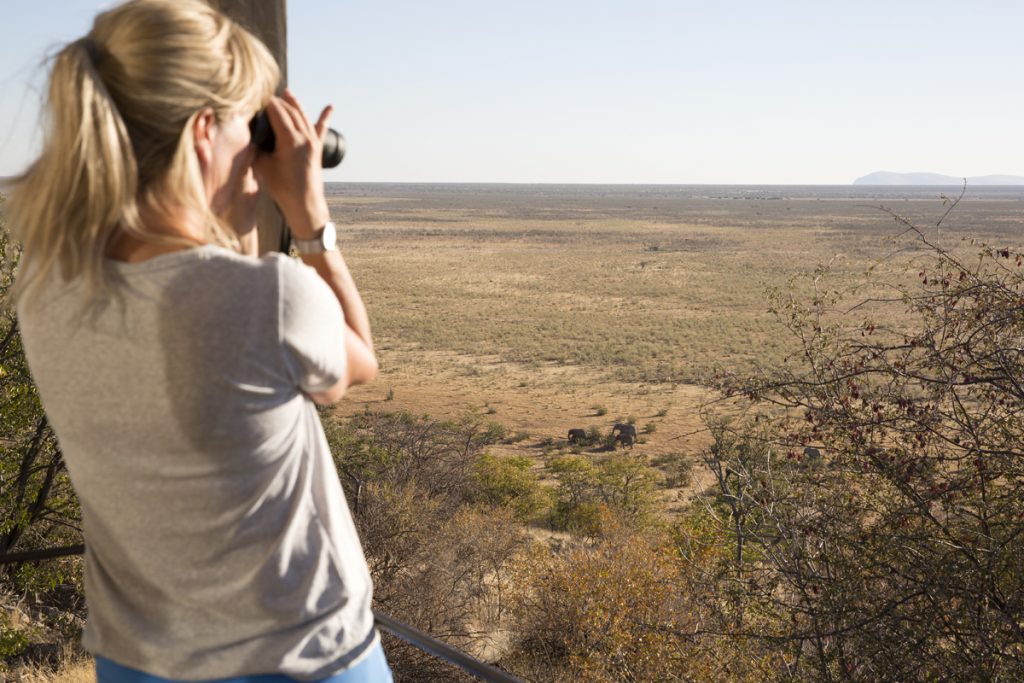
left=6, top=0, right=280, bottom=307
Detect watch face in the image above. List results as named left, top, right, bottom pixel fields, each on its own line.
left=294, top=222, right=338, bottom=254
left=322, top=221, right=337, bottom=250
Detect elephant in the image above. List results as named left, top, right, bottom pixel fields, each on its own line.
left=612, top=423, right=638, bottom=440
left=612, top=423, right=638, bottom=449
left=568, top=428, right=587, bottom=444
left=615, top=431, right=636, bottom=449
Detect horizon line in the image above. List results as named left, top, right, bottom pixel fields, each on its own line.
left=323, top=180, right=1024, bottom=187
left=5, top=177, right=1023, bottom=190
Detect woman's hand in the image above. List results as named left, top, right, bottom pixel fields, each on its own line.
left=252, top=90, right=333, bottom=239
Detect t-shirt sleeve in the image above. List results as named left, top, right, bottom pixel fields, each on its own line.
left=275, top=255, right=348, bottom=394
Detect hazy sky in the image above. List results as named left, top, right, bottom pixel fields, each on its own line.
left=2, top=1, right=1022, bottom=184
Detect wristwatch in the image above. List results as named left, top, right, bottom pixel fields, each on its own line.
left=293, top=221, right=337, bottom=254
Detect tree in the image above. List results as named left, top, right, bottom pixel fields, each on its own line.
left=704, top=218, right=1024, bottom=680
left=0, top=196, right=81, bottom=586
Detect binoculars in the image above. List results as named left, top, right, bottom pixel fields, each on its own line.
left=249, top=111, right=345, bottom=168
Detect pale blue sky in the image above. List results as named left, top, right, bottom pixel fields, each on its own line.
left=2, top=1, right=1022, bottom=184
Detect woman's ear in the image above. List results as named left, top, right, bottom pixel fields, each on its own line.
left=192, top=108, right=217, bottom=169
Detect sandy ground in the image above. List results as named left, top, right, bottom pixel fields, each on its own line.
left=337, top=346, right=711, bottom=450
left=330, top=344, right=720, bottom=508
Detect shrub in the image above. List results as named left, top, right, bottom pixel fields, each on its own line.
left=598, top=428, right=618, bottom=450
left=0, top=612, right=28, bottom=660
left=325, top=411, right=507, bottom=514
left=548, top=453, right=659, bottom=534
left=705, top=221, right=1024, bottom=680
left=481, top=420, right=506, bottom=443
left=324, top=410, right=528, bottom=681
left=505, top=430, right=530, bottom=444
left=584, top=426, right=604, bottom=447
left=507, top=517, right=775, bottom=682
left=472, top=454, right=548, bottom=521
left=653, top=452, right=693, bottom=489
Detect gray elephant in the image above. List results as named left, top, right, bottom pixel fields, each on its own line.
left=612, top=423, right=637, bottom=449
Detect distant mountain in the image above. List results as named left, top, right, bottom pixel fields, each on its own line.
left=854, top=171, right=1024, bottom=186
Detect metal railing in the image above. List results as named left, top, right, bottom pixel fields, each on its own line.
left=0, top=544, right=523, bottom=683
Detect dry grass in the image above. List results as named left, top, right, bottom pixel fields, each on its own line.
left=331, top=183, right=1019, bottom=417
left=55, top=662, right=93, bottom=683
left=334, top=186, right=1024, bottom=386
left=7, top=659, right=92, bottom=682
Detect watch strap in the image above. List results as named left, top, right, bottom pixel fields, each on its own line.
left=293, top=221, right=337, bottom=254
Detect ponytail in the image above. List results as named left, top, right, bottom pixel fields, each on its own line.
left=5, top=0, right=280, bottom=309
left=7, top=39, right=140, bottom=306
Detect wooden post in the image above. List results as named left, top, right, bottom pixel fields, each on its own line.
left=209, top=0, right=290, bottom=255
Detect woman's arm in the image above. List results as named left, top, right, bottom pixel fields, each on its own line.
left=301, top=250, right=378, bottom=403
left=254, top=90, right=378, bottom=402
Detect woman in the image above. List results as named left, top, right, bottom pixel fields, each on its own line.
left=7, top=1, right=388, bottom=681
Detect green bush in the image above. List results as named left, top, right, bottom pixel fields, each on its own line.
left=472, top=454, right=547, bottom=521
left=0, top=612, right=28, bottom=659
left=552, top=500, right=605, bottom=537
left=481, top=420, right=506, bottom=443
left=548, top=454, right=658, bottom=534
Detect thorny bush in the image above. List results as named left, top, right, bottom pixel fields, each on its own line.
left=0, top=196, right=84, bottom=671
left=706, top=213, right=1024, bottom=681
left=324, top=411, right=528, bottom=682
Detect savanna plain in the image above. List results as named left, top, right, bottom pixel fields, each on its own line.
left=330, top=183, right=1024, bottom=492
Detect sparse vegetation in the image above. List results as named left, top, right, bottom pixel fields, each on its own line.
left=339, top=186, right=998, bottom=386
left=505, top=430, right=530, bottom=444
left=323, top=410, right=527, bottom=681
left=653, top=451, right=693, bottom=489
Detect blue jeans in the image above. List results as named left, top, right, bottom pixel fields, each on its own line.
left=94, top=640, right=393, bottom=683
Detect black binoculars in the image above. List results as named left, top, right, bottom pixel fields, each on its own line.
left=249, top=111, right=345, bottom=168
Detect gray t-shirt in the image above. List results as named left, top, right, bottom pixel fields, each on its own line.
left=17, top=245, right=376, bottom=681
